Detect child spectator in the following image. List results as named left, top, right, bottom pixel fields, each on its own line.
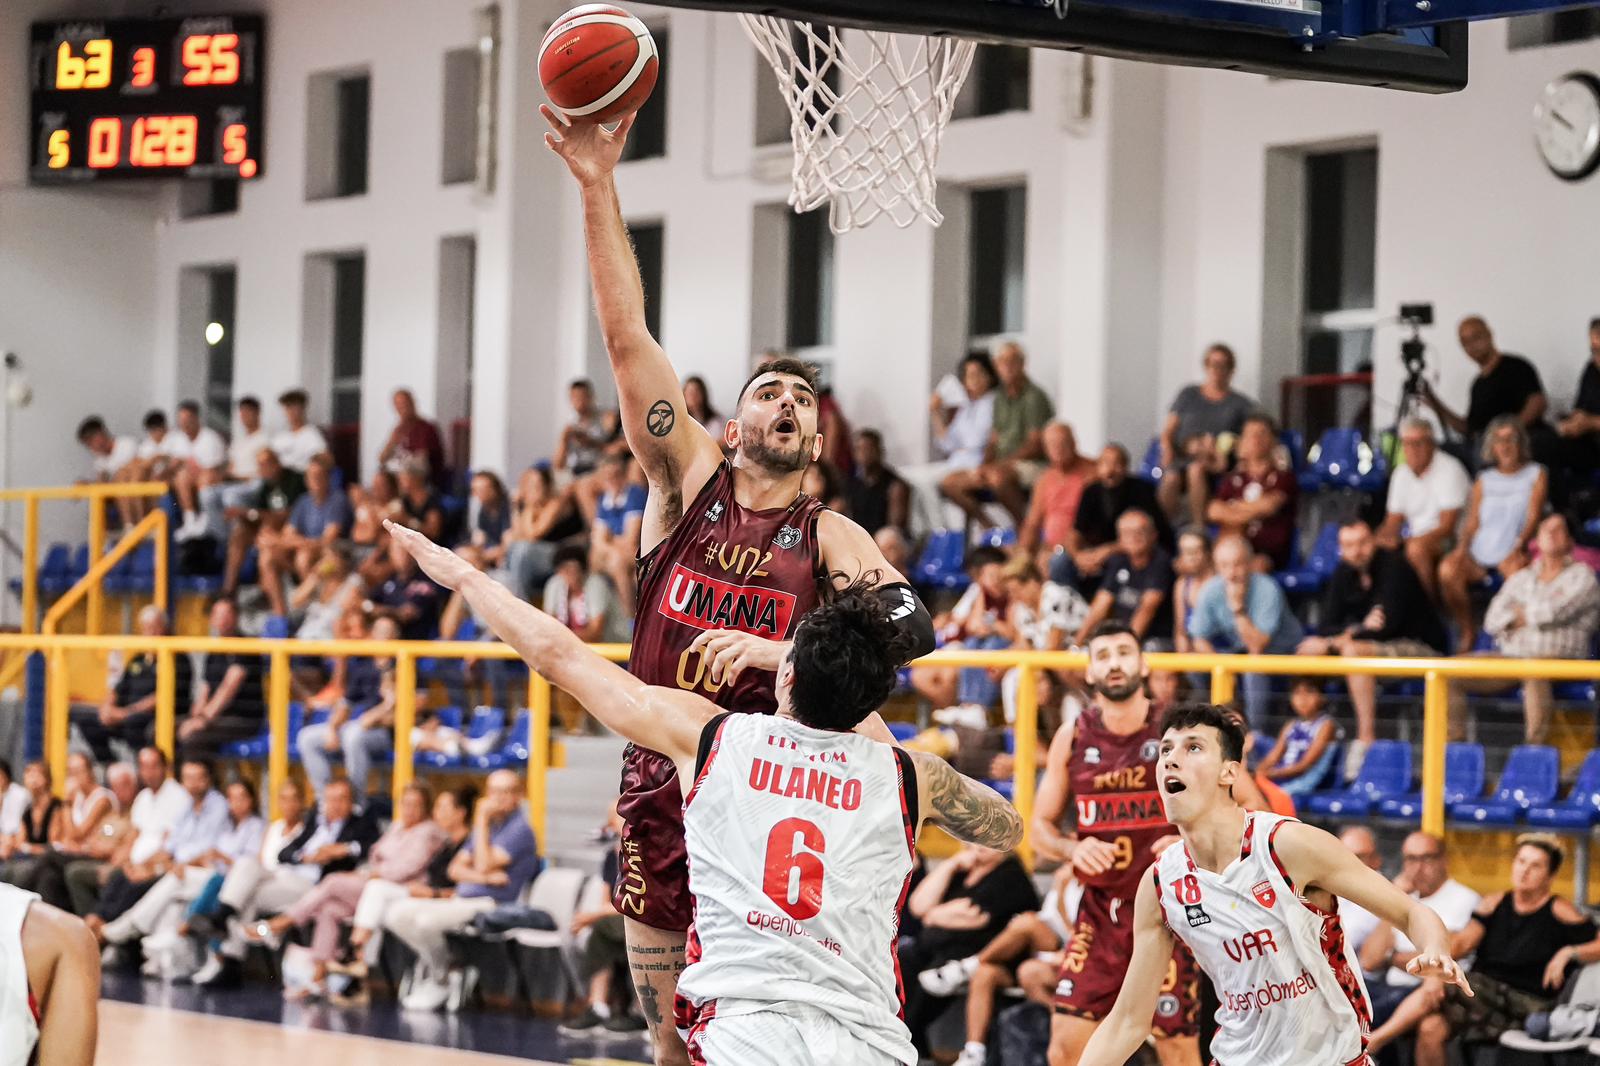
left=1171, top=530, right=1214, bottom=653
left=1258, top=678, right=1339, bottom=797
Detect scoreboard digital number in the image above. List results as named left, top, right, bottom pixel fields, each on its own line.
left=29, top=15, right=265, bottom=183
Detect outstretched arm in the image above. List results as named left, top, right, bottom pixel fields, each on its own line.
left=27, top=901, right=100, bottom=1066
left=542, top=107, right=722, bottom=507
left=385, top=521, right=708, bottom=764
left=1079, top=874, right=1175, bottom=1066
left=909, top=750, right=1023, bottom=851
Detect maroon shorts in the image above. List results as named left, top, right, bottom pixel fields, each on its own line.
left=1054, top=885, right=1200, bottom=1037
left=613, top=743, right=692, bottom=932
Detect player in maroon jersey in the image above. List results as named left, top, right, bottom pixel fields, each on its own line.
left=1031, top=621, right=1201, bottom=1066
left=543, top=108, right=936, bottom=1064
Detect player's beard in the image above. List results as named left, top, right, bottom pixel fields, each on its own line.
left=1091, top=674, right=1144, bottom=703
left=739, top=421, right=813, bottom=474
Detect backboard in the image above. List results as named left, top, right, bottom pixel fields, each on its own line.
left=651, top=0, right=1475, bottom=91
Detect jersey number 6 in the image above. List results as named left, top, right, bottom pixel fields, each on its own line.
left=763, top=817, right=826, bottom=921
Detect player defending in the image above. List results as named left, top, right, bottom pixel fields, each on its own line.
left=2, top=881, right=99, bottom=1066
left=386, top=521, right=1019, bottom=1065
left=1030, top=622, right=1199, bottom=1066
left=542, top=104, right=936, bottom=1060
left=1080, top=703, right=1471, bottom=1066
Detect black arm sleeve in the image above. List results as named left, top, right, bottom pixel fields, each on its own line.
left=876, top=581, right=936, bottom=662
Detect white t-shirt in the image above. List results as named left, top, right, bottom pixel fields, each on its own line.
left=273, top=425, right=330, bottom=472
left=1385, top=453, right=1471, bottom=539
left=229, top=429, right=270, bottom=480
left=128, top=778, right=191, bottom=865
left=136, top=432, right=181, bottom=461
left=1338, top=899, right=1381, bottom=958
left=181, top=426, right=228, bottom=470
left=0, top=784, right=27, bottom=837
left=1387, top=877, right=1481, bottom=988
left=91, top=436, right=138, bottom=478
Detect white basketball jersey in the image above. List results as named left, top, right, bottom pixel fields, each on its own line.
left=677, top=713, right=918, bottom=1066
left=0, top=882, right=39, bottom=1066
left=1153, top=812, right=1371, bottom=1066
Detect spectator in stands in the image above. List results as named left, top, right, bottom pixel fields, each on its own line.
left=272, top=389, right=332, bottom=473
left=899, top=843, right=1038, bottom=1056
left=1448, top=513, right=1600, bottom=743
left=590, top=453, right=647, bottom=615
left=876, top=526, right=913, bottom=578
left=559, top=803, right=646, bottom=1035
left=222, top=447, right=305, bottom=601
left=1018, top=423, right=1096, bottom=570
left=1296, top=518, right=1447, bottom=770
left=248, top=783, right=446, bottom=999
left=1257, top=678, right=1338, bottom=798
left=76, top=415, right=141, bottom=527
left=369, top=534, right=446, bottom=640
left=228, top=396, right=267, bottom=482
left=506, top=466, right=583, bottom=600
left=1171, top=530, right=1214, bottom=654
left=299, top=616, right=399, bottom=797
left=379, top=388, right=447, bottom=489
left=556, top=379, right=612, bottom=478
left=1376, top=419, right=1471, bottom=601
left=1061, top=443, right=1172, bottom=591
left=910, top=352, right=997, bottom=531
left=1359, top=832, right=1481, bottom=1037
left=943, top=342, right=1055, bottom=524
left=0, top=761, right=25, bottom=841
left=1423, top=316, right=1557, bottom=467
left=1554, top=318, right=1600, bottom=482
left=64, top=748, right=186, bottom=917
left=59, top=753, right=117, bottom=858
left=1438, top=416, right=1549, bottom=653
left=1188, top=534, right=1304, bottom=730
left=181, top=780, right=305, bottom=945
left=171, top=400, right=229, bottom=541
left=801, top=461, right=848, bottom=513
left=912, top=546, right=1012, bottom=712
left=73, top=605, right=193, bottom=763
left=178, top=599, right=266, bottom=758
left=465, top=471, right=511, bottom=567
left=259, top=457, right=351, bottom=617
left=1368, top=835, right=1600, bottom=1064
left=289, top=548, right=362, bottom=646
left=131, top=409, right=181, bottom=491
left=1158, top=343, right=1256, bottom=528
left=816, top=382, right=855, bottom=476
left=1207, top=413, right=1298, bottom=571
left=843, top=429, right=910, bottom=536
left=997, top=557, right=1084, bottom=727
left=1072, top=509, right=1175, bottom=650
left=15, top=755, right=124, bottom=911
left=384, top=770, right=541, bottom=1011
left=545, top=543, right=630, bottom=644
left=394, top=459, right=446, bottom=543
left=1337, top=826, right=1385, bottom=959
left=349, top=469, right=401, bottom=560
left=435, top=551, right=521, bottom=709
left=0, top=761, right=63, bottom=888
left=682, top=375, right=722, bottom=433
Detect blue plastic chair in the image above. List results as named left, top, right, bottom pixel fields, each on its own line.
left=914, top=530, right=971, bottom=592
left=469, top=709, right=532, bottom=770
left=1277, top=522, right=1340, bottom=595
left=1451, top=745, right=1560, bottom=826
left=224, top=702, right=306, bottom=760
left=1377, top=744, right=1485, bottom=819
left=1137, top=437, right=1165, bottom=484
left=977, top=528, right=1017, bottom=551
left=887, top=722, right=920, bottom=743
left=261, top=615, right=291, bottom=640
left=1526, top=749, right=1600, bottom=829
left=1307, top=428, right=1387, bottom=493
left=1301, top=740, right=1411, bottom=816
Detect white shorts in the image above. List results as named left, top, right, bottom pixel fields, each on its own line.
left=685, top=1002, right=911, bottom=1066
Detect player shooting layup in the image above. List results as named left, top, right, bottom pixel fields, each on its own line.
left=1029, top=622, right=1199, bottom=1066
left=0, top=880, right=99, bottom=1066
left=387, top=521, right=1018, bottom=1066
left=541, top=106, right=936, bottom=1062
left=1079, top=704, right=1472, bottom=1066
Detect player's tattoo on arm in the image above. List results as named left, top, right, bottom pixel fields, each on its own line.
left=646, top=400, right=676, bottom=438
left=918, top=753, right=1024, bottom=851
left=626, top=942, right=686, bottom=1027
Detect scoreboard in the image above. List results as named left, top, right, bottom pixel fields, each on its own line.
left=29, top=15, right=265, bottom=183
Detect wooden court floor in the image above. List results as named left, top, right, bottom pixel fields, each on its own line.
left=97, top=1001, right=643, bottom=1066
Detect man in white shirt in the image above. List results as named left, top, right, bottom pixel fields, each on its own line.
left=62, top=747, right=188, bottom=916
left=272, top=388, right=332, bottom=473
left=170, top=400, right=230, bottom=541
left=1336, top=825, right=1386, bottom=960
left=1359, top=832, right=1480, bottom=1025
left=228, top=396, right=269, bottom=481
left=1376, top=419, right=1470, bottom=599
left=76, top=416, right=142, bottom=527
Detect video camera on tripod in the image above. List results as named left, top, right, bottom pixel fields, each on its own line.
left=1399, top=302, right=1433, bottom=378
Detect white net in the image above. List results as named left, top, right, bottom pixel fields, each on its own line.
left=739, top=15, right=977, bottom=233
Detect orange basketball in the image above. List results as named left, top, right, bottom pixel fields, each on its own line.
left=539, top=4, right=660, bottom=125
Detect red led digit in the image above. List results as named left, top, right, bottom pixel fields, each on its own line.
left=87, top=116, right=121, bottom=168
left=222, top=123, right=249, bottom=165
left=183, top=33, right=241, bottom=87
left=130, top=47, right=156, bottom=89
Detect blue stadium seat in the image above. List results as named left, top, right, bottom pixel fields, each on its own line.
left=468, top=708, right=531, bottom=770
left=914, top=530, right=971, bottom=592
left=1526, top=749, right=1600, bottom=830
left=1280, top=429, right=1308, bottom=487
left=1137, top=437, right=1165, bottom=485
left=26, top=543, right=73, bottom=597
left=41, top=544, right=92, bottom=596
left=977, top=528, right=1017, bottom=551
left=223, top=701, right=307, bottom=760
left=887, top=722, right=920, bottom=743
left=1301, top=740, right=1411, bottom=816
left=261, top=614, right=291, bottom=640
left=1307, top=428, right=1387, bottom=494
left=1277, top=522, right=1340, bottom=596
left=1249, top=732, right=1274, bottom=766
left=1377, top=744, right=1485, bottom=819
left=468, top=705, right=507, bottom=739
left=1451, top=745, right=1561, bottom=826
left=986, top=778, right=1016, bottom=801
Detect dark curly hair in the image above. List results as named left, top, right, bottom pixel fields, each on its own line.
left=1158, top=702, right=1246, bottom=765
left=737, top=356, right=821, bottom=407
left=787, top=575, right=913, bottom=732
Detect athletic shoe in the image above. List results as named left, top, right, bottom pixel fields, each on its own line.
left=919, top=957, right=973, bottom=997
left=401, top=973, right=450, bottom=1011
left=558, top=1008, right=609, bottom=1036
left=1342, top=738, right=1371, bottom=783
left=190, top=953, right=225, bottom=987
left=953, top=1044, right=987, bottom=1066
left=602, top=1012, right=648, bottom=1034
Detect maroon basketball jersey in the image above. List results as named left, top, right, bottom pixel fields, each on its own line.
left=1068, top=703, right=1177, bottom=896
left=629, top=461, right=828, bottom=718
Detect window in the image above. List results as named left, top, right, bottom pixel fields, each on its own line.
left=306, top=71, right=370, bottom=199
left=632, top=222, right=665, bottom=341
left=968, top=185, right=1027, bottom=338
left=621, top=28, right=669, bottom=161
left=441, top=48, right=481, bottom=185
left=1509, top=9, right=1600, bottom=48
left=203, top=268, right=236, bottom=433
left=330, top=255, right=366, bottom=426
left=437, top=236, right=476, bottom=470
left=1301, top=148, right=1377, bottom=377
left=178, top=179, right=239, bottom=218
left=955, top=46, right=1030, bottom=119
left=785, top=210, right=833, bottom=348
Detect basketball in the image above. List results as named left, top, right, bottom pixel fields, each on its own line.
left=539, top=4, right=660, bottom=125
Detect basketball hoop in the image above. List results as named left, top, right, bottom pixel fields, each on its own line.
left=739, top=15, right=976, bottom=233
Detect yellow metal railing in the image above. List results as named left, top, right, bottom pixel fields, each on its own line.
left=4, top=634, right=1599, bottom=855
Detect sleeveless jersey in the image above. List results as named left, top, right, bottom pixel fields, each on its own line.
left=676, top=713, right=919, bottom=1066
left=630, top=461, right=828, bottom=716
left=0, top=882, right=38, bottom=1066
left=1068, top=705, right=1176, bottom=896
left=1153, top=812, right=1371, bottom=1066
